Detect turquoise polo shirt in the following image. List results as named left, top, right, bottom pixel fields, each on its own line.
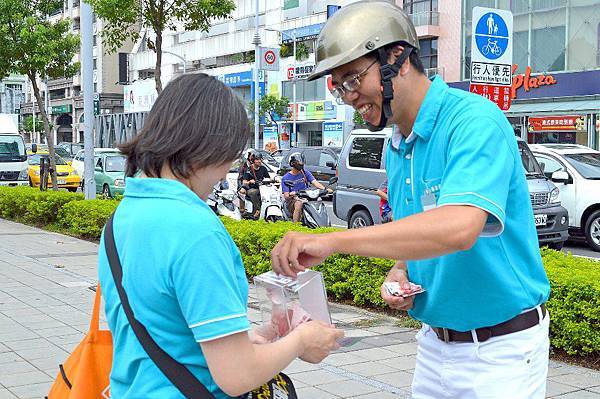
left=98, top=178, right=250, bottom=398
left=385, top=77, right=550, bottom=332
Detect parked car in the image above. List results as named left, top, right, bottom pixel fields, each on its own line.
left=278, top=146, right=341, bottom=187
left=270, top=149, right=290, bottom=164
left=94, top=152, right=126, bottom=197
left=57, top=142, right=84, bottom=158
left=27, top=152, right=80, bottom=191
left=27, top=144, right=72, bottom=162
left=531, top=144, right=600, bottom=251
left=334, top=129, right=568, bottom=249
left=72, top=148, right=120, bottom=178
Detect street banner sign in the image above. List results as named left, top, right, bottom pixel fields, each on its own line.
left=470, top=7, right=513, bottom=110
left=259, top=47, right=280, bottom=71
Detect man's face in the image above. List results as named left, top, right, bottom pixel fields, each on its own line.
left=253, top=158, right=262, bottom=168
left=330, top=57, right=382, bottom=126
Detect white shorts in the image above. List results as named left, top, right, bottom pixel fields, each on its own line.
left=412, top=310, right=550, bottom=399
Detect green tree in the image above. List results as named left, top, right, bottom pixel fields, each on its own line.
left=88, top=0, right=235, bottom=94
left=250, top=95, right=290, bottom=149
left=0, top=0, right=79, bottom=190
left=353, top=110, right=366, bottom=127
left=23, top=115, right=52, bottom=133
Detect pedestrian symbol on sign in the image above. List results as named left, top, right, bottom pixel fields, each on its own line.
left=475, top=12, right=509, bottom=60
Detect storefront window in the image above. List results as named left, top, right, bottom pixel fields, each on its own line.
left=419, top=38, right=438, bottom=70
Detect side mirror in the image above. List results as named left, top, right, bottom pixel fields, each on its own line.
left=326, top=161, right=335, bottom=168
left=95, top=166, right=102, bottom=172
left=31, top=143, right=38, bottom=153
left=551, top=170, right=570, bottom=184
left=329, top=176, right=338, bottom=185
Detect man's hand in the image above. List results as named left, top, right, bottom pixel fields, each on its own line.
left=380, top=262, right=414, bottom=311
left=271, top=231, right=335, bottom=276
left=289, top=191, right=296, bottom=196
left=249, top=179, right=256, bottom=184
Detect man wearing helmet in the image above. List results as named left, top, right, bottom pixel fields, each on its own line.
left=242, top=151, right=270, bottom=219
left=271, top=2, right=550, bottom=398
left=237, top=149, right=256, bottom=214
left=281, top=152, right=328, bottom=223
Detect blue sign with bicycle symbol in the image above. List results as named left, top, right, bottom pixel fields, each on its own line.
left=475, top=12, right=509, bottom=60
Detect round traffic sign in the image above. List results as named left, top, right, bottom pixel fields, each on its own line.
left=264, top=50, right=276, bottom=65
left=475, top=12, right=509, bottom=60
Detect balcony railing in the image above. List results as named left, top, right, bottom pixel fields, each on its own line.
left=409, top=11, right=439, bottom=27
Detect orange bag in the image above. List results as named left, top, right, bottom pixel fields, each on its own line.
left=46, top=285, right=113, bottom=398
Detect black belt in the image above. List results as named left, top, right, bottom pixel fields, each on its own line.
left=432, top=304, right=546, bottom=343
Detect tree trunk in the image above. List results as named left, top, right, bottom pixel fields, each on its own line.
left=29, top=74, right=58, bottom=191
left=154, top=32, right=163, bottom=94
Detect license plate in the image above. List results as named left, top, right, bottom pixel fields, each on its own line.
left=57, top=179, right=66, bottom=185
left=534, top=214, right=547, bottom=227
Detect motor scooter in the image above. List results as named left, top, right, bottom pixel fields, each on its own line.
left=283, top=177, right=337, bottom=228
left=242, top=179, right=285, bottom=222
left=207, top=186, right=242, bottom=221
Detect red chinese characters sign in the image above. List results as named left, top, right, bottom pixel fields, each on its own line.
left=469, top=83, right=512, bottom=110
left=528, top=115, right=586, bottom=132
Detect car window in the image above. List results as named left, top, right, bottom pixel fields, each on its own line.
left=28, top=154, right=68, bottom=165
left=349, top=137, right=385, bottom=169
left=319, top=152, right=336, bottom=167
left=534, top=154, right=564, bottom=179
left=563, top=153, right=600, bottom=179
left=303, top=149, right=320, bottom=165
left=105, top=156, right=126, bottom=172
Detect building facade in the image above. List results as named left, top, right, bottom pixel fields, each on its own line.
left=20, top=0, right=135, bottom=145
left=124, top=0, right=462, bottom=149
left=452, top=0, right=600, bottom=149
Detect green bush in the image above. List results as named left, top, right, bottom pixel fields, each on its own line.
left=57, top=199, right=119, bottom=239
left=0, top=186, right=83, bottom=224
left=0, top=187, right=599, bottom=357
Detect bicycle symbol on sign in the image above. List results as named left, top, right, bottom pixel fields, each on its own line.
left=481, top=38, right=502, bottom=56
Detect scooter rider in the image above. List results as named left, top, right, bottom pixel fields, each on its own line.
left=242, top=152, right=270, bottom=219
left=281, top=152, right=329, bottom=223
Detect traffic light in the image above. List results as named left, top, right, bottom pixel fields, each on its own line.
left=94, top=99, right=100, bottom=115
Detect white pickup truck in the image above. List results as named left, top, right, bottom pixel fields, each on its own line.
left=531, top=144, right=600, bottom=252
left=0, top=114, right=28, bottom=187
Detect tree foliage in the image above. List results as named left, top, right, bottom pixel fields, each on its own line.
left=23, top=115, right=52, bottom=133
left=0, top=0, right=79, bottom=190
left=88, top=0, right=236, bottom=93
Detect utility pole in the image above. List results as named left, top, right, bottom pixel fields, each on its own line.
left=253, top=0, right=260, bottom=149
left=292, top=29, right=297, bottom=147
left=81, top=0, right=95, bottom=199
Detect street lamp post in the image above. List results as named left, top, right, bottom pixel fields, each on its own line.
left=253, top=0, right=260, bottom=149
left=163, top=50, right=187, bottom=74
left=265, top=28, right=297, bottom=147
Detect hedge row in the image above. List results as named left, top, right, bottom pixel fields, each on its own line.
left=1, top=186, right=598, bottom=357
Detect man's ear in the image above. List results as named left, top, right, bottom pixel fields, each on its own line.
left=386, top=45, right=405, bottom=64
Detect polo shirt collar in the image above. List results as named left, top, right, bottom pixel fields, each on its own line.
left=124, top=177, right=205, bottom=207
left=390, top=76, right=448, bottom=149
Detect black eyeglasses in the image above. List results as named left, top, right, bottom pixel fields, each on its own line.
left=330, top=60, right=378, bottom=105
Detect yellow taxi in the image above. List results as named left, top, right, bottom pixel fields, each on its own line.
left=27, top=151, right=80, bottom=192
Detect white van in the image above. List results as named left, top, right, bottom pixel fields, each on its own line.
left=0, top=114, right=28, bottom=187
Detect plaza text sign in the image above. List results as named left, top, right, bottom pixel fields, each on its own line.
left=511, top=64, right=557, bottom=99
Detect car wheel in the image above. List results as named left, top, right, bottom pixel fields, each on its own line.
left=349, top=209, right=373, bottom=229
left=102, top=184, right=111, bottom=198
left=584, top=209, right=600, bottom=252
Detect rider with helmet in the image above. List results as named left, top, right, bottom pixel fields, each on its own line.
left=237, top=149, right=256, bottom=213
left=270, top=2, right=551, bottom=398
left=281, top=152, right=328, bottom=223
left=242, top=151, right=270, bottom=219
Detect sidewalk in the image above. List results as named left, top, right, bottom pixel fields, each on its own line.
left=1, top=218, right=599, bottom=398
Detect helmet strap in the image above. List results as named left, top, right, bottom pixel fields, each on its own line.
left=365, top=46, right=414, bottom=132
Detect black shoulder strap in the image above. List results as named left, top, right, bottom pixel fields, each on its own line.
left=104, top=213, right=214, bottom=399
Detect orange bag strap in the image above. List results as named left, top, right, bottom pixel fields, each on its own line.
left=90, top=283, right=102, bottom=333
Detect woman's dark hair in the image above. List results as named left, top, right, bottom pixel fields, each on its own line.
left=120, top=73, right=250, bottom=178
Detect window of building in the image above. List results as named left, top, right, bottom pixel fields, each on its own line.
left=348, top=137, right=385, bottom=169
left=403, top=0, right=438, bottom=14
left=93, top=58, right=97, bottom=70
left=92, top=35, right=97, bottom=47
left=532, top=26, right=565, bottom=72
left=419, top=38, right=438, bottom=71
left=513, top=30, right=529, bottom=74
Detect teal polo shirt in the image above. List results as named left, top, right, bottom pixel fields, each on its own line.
left=385, top=77, right=550, bottom=332
left=98, top=178, right=250, bottom=398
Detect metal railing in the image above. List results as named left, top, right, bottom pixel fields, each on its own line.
left=409, top=11, right=439, bottom=27
left=94, top=112, right=147, bottom=148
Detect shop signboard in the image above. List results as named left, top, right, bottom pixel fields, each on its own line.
left=322, top=122, right=343, bottom=147
left=292, top=100, right=336, bottom=121
left=50, top=104, right=73, bottom=115
left=124, top=79, right=157, bottom=113
left=287, top=64, right=315, bottom=80
left=281, top=24, right=324, bottom=44
left=470, top=7, right=513, bottom=110
left=263, top=126, right=279, bottom=152
left=528, top=115, right=586, bottom=132
left=217, top=71, right=253, bottom=87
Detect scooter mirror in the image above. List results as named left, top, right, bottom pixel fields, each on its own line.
left=328, top=177, right=338, bottom=185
